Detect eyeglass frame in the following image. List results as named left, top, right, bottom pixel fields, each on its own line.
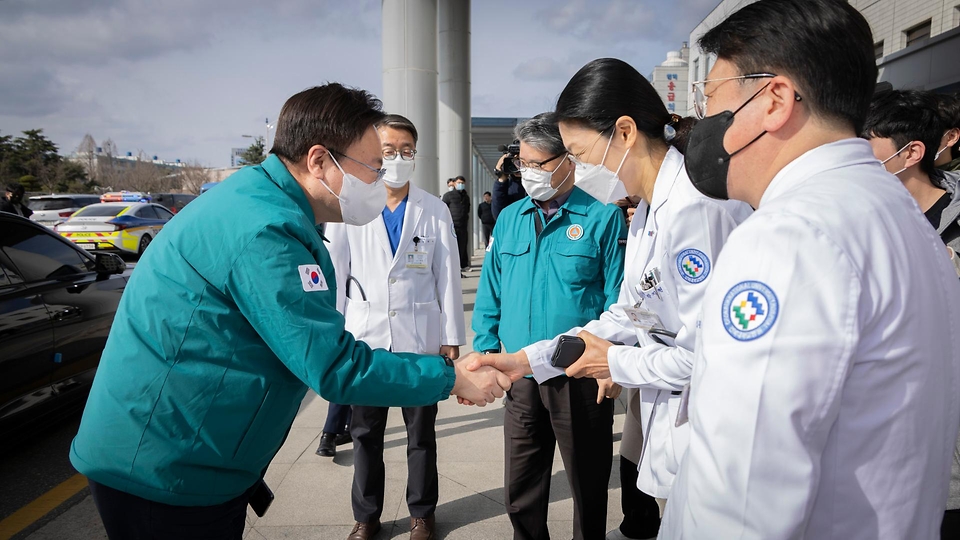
left=567, top=125, right=614, bottom=166
left=691, top=73, right=777, bottom=119
left=329, top=149, right=386, bottom=183
left=513, top=151, right=567, bottom=172
left=382, top=147, right=418, bottom=161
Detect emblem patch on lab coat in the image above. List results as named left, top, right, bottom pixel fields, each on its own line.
left=566, top=224, right=584, bottom=241
left=298, top=264, right=329, bottom=292
left=722, top=280, right=779, bottom=341
left=677, top=248, right=710, bottom=284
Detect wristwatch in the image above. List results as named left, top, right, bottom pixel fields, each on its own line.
left=441, top=354, right=455, bottom=369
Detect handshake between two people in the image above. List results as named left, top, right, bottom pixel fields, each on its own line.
left=451, top=330, right=622, bottom=406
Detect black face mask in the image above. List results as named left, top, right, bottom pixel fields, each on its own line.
left=684, top=83, right=772, bottom=200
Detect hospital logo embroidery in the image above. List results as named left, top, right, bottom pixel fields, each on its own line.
left=721, top=280, right=779, bottom=341
left=298, top=264, right=329, bottom=292
left=677, top=248, right=710, bottom=284
left=566, top=224, right=584, bottom=241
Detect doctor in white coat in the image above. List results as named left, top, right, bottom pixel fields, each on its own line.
left=326, top=114, right=465, bottom=540
left=657, top=1, right=960, bottom=538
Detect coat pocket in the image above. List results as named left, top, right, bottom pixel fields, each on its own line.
left=343, top=297, right=370, bottom=340
left=413, top=300, right=442, bottom=354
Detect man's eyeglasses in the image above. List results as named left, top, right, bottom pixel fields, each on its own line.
left=691, top=73, right=776, bottom=119
left=513, top=151, right=566, bottom=172
left=383, top=148, right=417, bottom=161
left=330, top=150, right=386, bottom=182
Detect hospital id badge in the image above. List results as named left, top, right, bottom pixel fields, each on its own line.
left=624, top=306, right=664, bottom=331
left=405, top=251, right=428, bottom=269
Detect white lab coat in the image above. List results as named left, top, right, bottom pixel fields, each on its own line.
left=326, top=185, right=465, bottom=354
left=523, top=147, right=752, bottom=497
left=660, top=139, right=960, bottom=539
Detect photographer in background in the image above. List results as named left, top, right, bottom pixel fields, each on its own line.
left=492, top=141, right=526, bottom=218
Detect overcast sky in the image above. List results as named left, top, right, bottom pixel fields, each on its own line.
left=0, top=0, right=717, bottom=168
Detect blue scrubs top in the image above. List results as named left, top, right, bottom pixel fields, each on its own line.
left=382, top=196, right=408, bottom=255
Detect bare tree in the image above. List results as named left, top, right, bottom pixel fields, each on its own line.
left=176, top=160, right=210, bottom=194
left=77, top=133, right=98, bottom=182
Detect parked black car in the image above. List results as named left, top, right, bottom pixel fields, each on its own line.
left=0, top=213, right=129, bottom=442
left=150, top=193, right=197, bottom=214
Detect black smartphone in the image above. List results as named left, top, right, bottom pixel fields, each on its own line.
left=550, top=336, right=625, bottom=369
left=248, top=479, right=274, bottom=517
left=551, top=336, right=586, bottom=369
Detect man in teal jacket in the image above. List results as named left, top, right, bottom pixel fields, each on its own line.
left=70, top=84, right=508, bottom=539
left=472, top=114, right=626, bottom=540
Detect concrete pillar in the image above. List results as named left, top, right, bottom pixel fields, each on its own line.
left=439, top=0, right=471, bottom=255
left=382, top=0, right=439, bottom=196
left=438, top=0, right=471, bottom=192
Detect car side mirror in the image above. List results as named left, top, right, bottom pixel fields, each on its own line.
left=95, top=252, right=126, bottom=275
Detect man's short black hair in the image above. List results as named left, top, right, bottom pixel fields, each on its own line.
left=271, top=83, right=385, bottom=163
left=447, top=178, right=455, bottom=184
left=699, top=0, right=877, bottom=134
left=6, top=182, right=24, bottom=197
left=937, top=93, right=960, bottom=160
left=862, top=89, right=942, bottom=176
left=483, top=191, right=491, bottom=196
left=455, top=176, right=466, bottom=182
left=378, top=113, right=418, bottom=145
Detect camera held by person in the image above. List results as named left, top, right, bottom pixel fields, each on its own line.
left=492, top=140, right=526, bottom=218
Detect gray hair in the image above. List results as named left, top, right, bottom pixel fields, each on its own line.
left=514, top=113, right=566, bottom=156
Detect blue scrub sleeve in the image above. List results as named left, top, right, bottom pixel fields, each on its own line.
left=225, top=222, right=456, bottom=406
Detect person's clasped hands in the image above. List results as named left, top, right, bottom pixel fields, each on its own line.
left=458, top=331, right=622, bottom=406
left=450, top=354, right=513, bottom=406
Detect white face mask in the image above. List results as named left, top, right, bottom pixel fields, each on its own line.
left=382, top=158, right=415, bottom=188
left=320, top=153, right=387, bottom=226
left=447, top=185, right=455, bottom=191
left=574, top=131, right=630, bottom=203
left=880, top=142, right=910, bottom=177
left=521, top=155, right=572, bottom=202
left=935, top=145, right=949, bottom=162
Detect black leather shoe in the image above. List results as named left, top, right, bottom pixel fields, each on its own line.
left=334, top=432, right=352, bottom=446
left=316, top=432, right=336, bottom=457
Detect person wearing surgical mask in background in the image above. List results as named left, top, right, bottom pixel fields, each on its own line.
left=471, top=113, right=628, bottom=540
left=325, top=114, right=466, bottom=540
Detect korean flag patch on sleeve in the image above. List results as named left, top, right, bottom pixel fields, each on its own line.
left=299, top=264, right=329, bottom=292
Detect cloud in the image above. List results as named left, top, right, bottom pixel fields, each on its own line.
left=0, top=0, right=381, bottom=66
left=538, top=0, right=718, bottom=46
left=0, top=63, right=72, bottom=117
left=512, top=57, right=574, bottom=82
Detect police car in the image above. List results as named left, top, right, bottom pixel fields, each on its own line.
left=56, top=192, right=174, bottom=256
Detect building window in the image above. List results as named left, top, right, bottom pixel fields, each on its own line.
left=874, top=41, right=884, bottom=60
left=693, top=58, right=700, bottom=81
left=904, top=19, right=931, bottom=48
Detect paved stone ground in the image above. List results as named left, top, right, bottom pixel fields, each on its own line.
left=26, top=250, right=635, bottom=540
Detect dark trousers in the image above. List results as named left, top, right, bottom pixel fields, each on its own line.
left=89, top=479, right=250, bottom=540
left=481, top=223, right=494, bottom=248
left=504, top=376, right=613, bottom=540
left=351, top=404, right=439, bottom=522
left=323, top=402, right=352, bottom=434
left=455, top=225, right=469, bottom=268
left=618, top=456, right=662, bottom=538
left=944, top=508, right=960, bottom=538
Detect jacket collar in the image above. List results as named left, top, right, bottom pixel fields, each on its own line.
left=520, top=186, right=594, bottom=217
left=759, top=138, right=879, bottom=207
left=260, top=154, right=316, bottom=224
left=649, top=146, right=684, bottom=217
left=932, top=169, right=960, bottom=235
